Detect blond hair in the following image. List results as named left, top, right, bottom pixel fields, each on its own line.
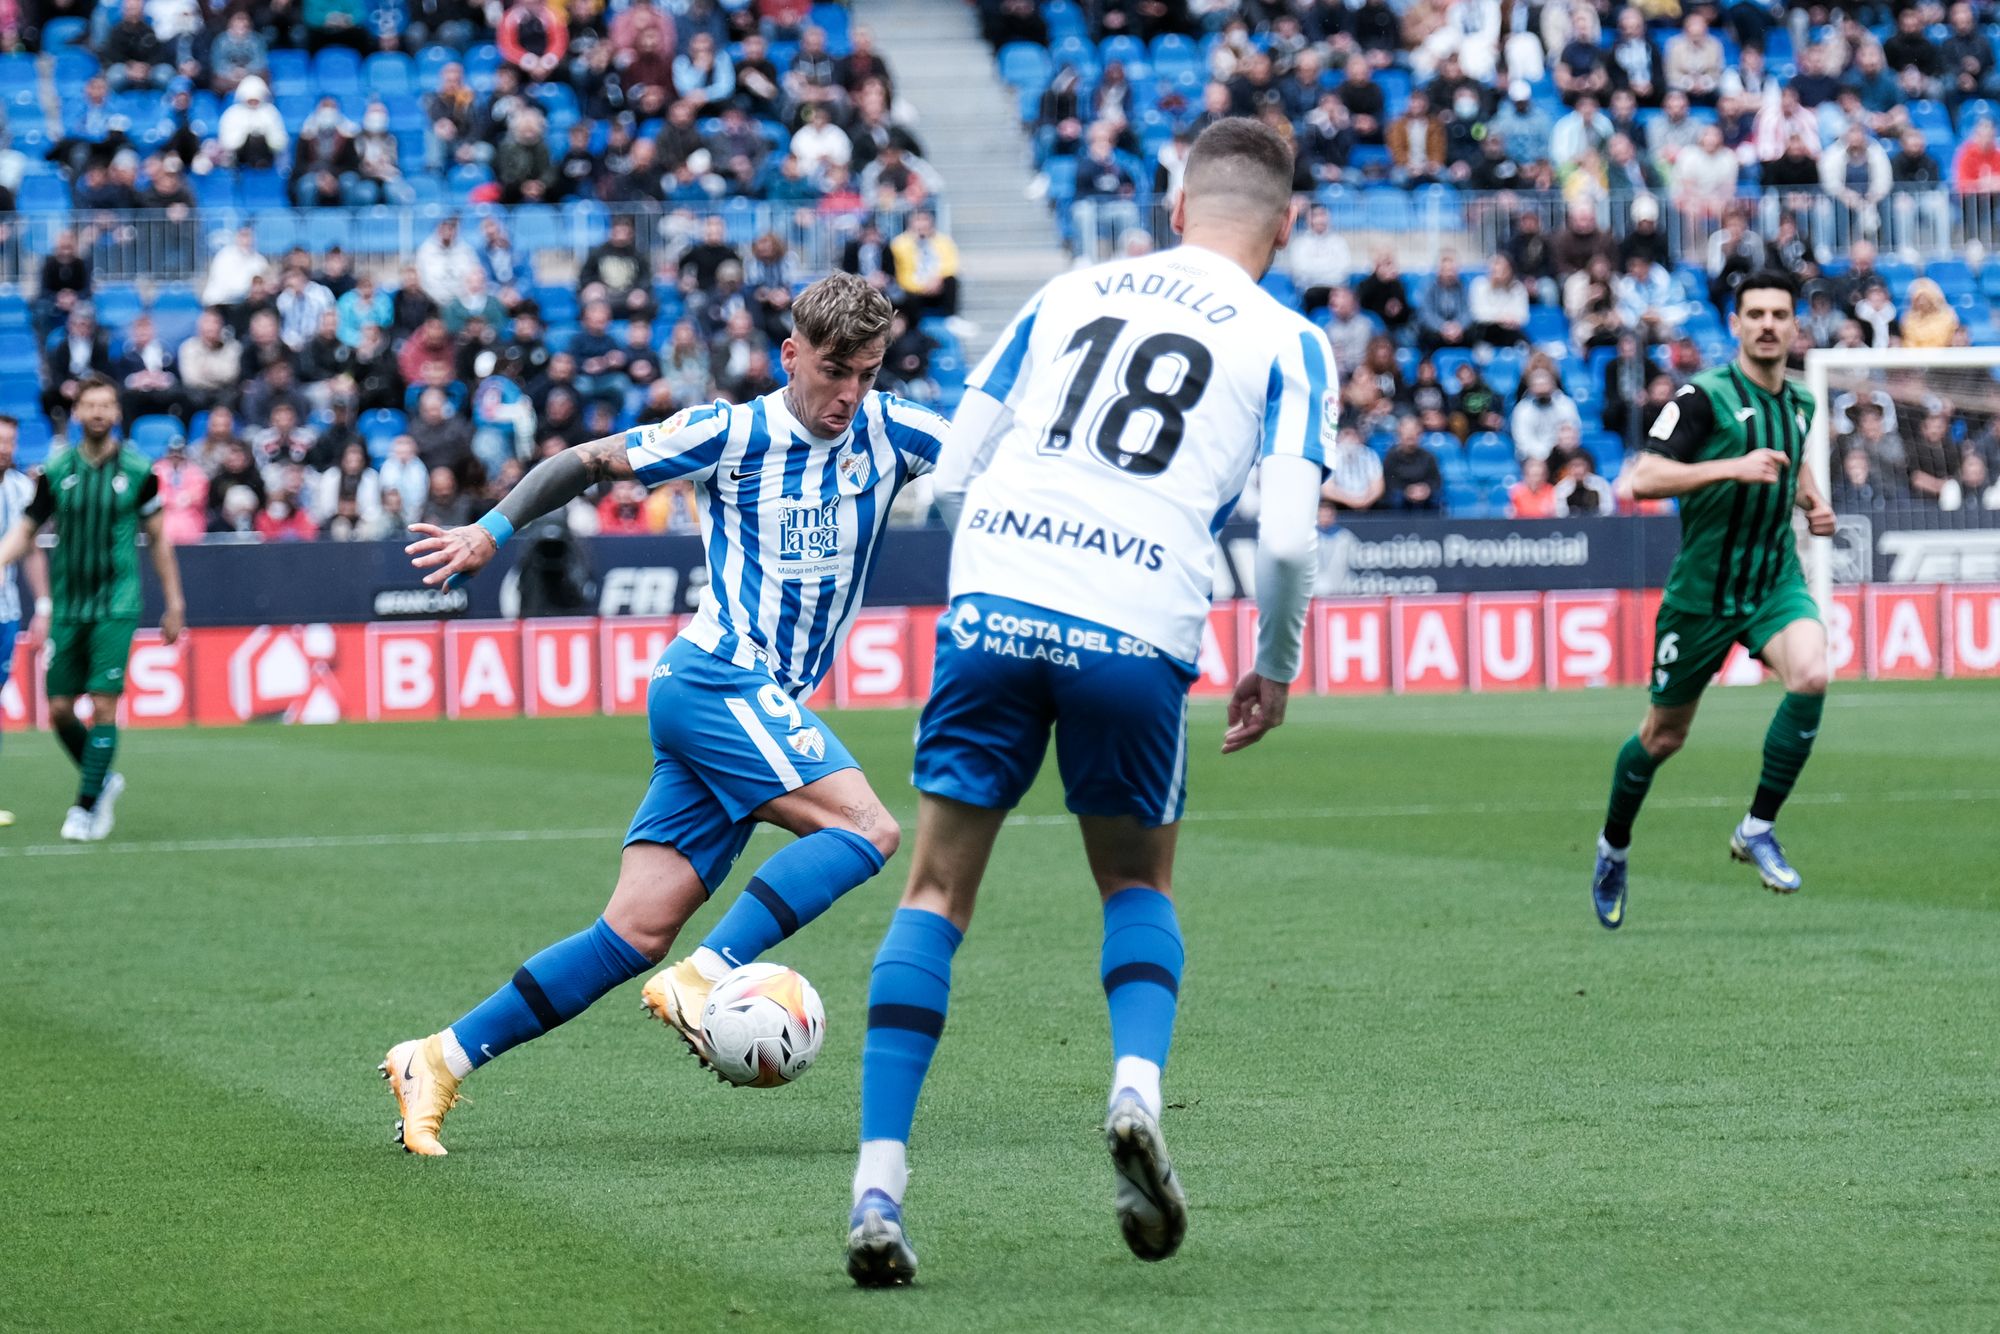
left=790, top=271, right=894, bottom=362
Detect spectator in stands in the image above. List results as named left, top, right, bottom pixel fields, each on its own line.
left=1418, top=249, right=1472, bottom=354
left=1448, top=360, right=1505, bottom=438
left=1940, top=452, right=2000, bottom=512
left=890, top=210, right=962, bottom=325
left=1299, top=89, right=1355, bottom=185
left=1953, top=116, right=2000, bottom=193
left=1883, top=7, right=1944, bottom=94
left=276, top=266, right=337, bottom=352
left=335, top=276, right=391, bottom=349
left=578, top=216, right=651, bottom=320
left=1832, top=446, right=1903, bottom=512
left=1321, top=286, right=1376, bottom=381
left=1752, top=86, right=1820, bottom=164
left=1487, top=81, right=1553, bottom=168
left=1469, top=253, right=1530, bottom=350
left=1943, top=2, right=1998, bottom=108
left=290, top=99, right=358, bottom=205
left=100, top=0, right=169, bottom=90
left=151, top=436, right=210, bottom=544
left=1073, top=121, right=1140, bottom=259
left=622, top=25, right=677, bottom=98
left=1337, top=54, right=1385, bottom=143
left=1615, top=254, right=1688, bottom=340
left=113, top=314, right=184, bottom=422
left=1510, top=367, right=1582, bottom=462
left=377, top=435, right=428, bottom=515
left=415, top=217, right=481, bottom=308
left=653, top=319, right=708, bottom=407
left=597, top=479, right=653, bottom=534
left=1553, top=450, right=1616, bottom=515
left=349, top=104, right=410, bottom=205
left=1323, top=426, right=1385, bottom=513
left=1382, top=417, right=1443, bottom=511
left=1551, top=93, right=1611, bottom=170
left=34, top=230, right=91, bottom=340
left=675, top=31, right=736, bottom=111
left=1889, top=128, right=1951, bottom=252
left=420, top=465, right=474, bottom=528
left=397, top=316, right=457, bottom=389
left=1852, top=280, right=1898, bottom=347
left=1799, top=285, right=1844, bottom=347
left=792, top=103, right=852, bottom=173
left=1673, top=124, right=1737, bottom=226
left=409, top=387, right=474, bottom=477
left=206, top=11, right=269, bottom=97
left=175, top=309, right=240, bottom=415
left=1821, top=122, right=1892, bottom=239
left=569, top=301, right=631, bottom=411
left=1387, top=89, right=1447, bottom=187
left=1901, top=279, right=1961, bottom=349
left=202, top=226, right=268, bottom=311
left=350, top=323, right=403, bottom=412
left=1352, top=249, right=1412, bottom=339
left=1608, top=8, right=1663, bottom=108
left=1908, top=408, right=1962, bottom=500
left=1664, top=11, right=1723, bottom=107
left=216, top=74, right=286, bottom=170
left=1287, top=206, right=1352, bottom=316
left=41, top=305, right=113, bottom=425
left=1602, top=133, right=1660, bottom=206
left=425, top=62, right=478, bottom=172
left=1506, top=453, right=1558, bottom=517
left=242, top=358, right=309, bottom=429
left=1618, top=195, right=1671, bottom=268
left=252, top=400, right=319, bottom=476
left=1599, top=331, right=1660, bottom=438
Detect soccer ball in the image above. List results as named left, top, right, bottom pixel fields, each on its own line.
left=701, top=963, right=826, bottom=1088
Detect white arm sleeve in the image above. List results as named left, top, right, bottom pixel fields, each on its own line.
left=1252, top=453, right=1321, bottom=683
left=931, top=386, right=1008, bottom=533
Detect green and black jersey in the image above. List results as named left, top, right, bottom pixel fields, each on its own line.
left=1643, top=365, right=1815, bottom=618
left=23, top=445, right=161, bottom=622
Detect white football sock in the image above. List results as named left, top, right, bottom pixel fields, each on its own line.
left=440, top=1028, right=475, bottom=1078
left=689, top=946, right=732, bottom=982
left=1113, top=1056, right=1163, bottom=1119
left=853, top=1139, right=909, bottom=1206
left=1597, top=833, right=1627, bottom=863
left=1739, top=815, right=1773, bottom=837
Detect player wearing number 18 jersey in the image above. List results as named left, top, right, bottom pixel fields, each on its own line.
left=1591, top=270, right=1837, bottom=929
left=846, top=119, right=1333, bottom=1285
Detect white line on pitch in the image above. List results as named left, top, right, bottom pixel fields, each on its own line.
left=1, top=788, right=1993, bottom=859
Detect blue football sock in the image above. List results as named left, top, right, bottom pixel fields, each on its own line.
left=859, top=908, right=962, bottom=1144
left=700, top=828, right=885, bottom=968
left=1101, top=887, right=1183, bottom=1072
left=448, top=917, right=652, bottom=1069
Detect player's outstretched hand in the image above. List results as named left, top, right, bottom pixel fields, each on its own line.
left=1223, top=672, right=1290, bottom=754
left=406, top=522, right=498, bottom=587
left=1734, top=448, right=1790, bottom=485
left=1803, top=494, right=1837, bottom=537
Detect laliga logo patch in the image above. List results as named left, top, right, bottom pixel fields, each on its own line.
left=113, top=474, right=129, bottom=494
left=1321, top=389, right=1342, bottom=445
left=786, top=725, right=827, bottom=762
left=949, top=601, right=981, bottom=650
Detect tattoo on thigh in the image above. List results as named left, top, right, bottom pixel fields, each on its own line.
left=839, top=802, right=879, bottom=833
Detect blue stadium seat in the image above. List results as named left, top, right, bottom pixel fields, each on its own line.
left=533, top=283, right=578, bottom=327
left=1149, top=32, right=1200, bottom=75
left=52, top=48, right=97, bottom=84
left=1349, top=144, right=1391, bottom=174
left=0, top=291, right=29, bottom=331
left=1957, top=98, right=1998, bottom=130
left=360, top=407, right=406, bottom=441
left=1043, top=0, right=1088, bottom=43
left=1485, top=347, right=1525, bottom=397
left=365, top=51, right=415, bottom=96
left=1468, top=432, right=1514, bottom=472
left=314, top=48, right=364, bottom=97
left=152, top=291, right=203, bottom=347
left=130, top=414, right=184, bottom=459
left=11, top=417, right=52, bottom=468
left=41, top=16, right=88, bottom=48
left=1259, top=270, right=1298, bottom=308
left=305, top=211, right=349, bottom=254
left=416, top=44, right=457, bottom=84
left=812, top=2, right=850, bottom=54
left=96, top=284, right=143, bottom=329
left=1444, top=481, right=1484, bottom=514
left=193, top=172, right=240, bottom=211
left=1100, top=34, right=1148, bottom=72
left=563, top=198, right=609, bottom=248
left=510, top=203, right=563, bottom=253
left=0, top=52, right=36, bottom=96
left=0, top=331, right=38, bottom=375
left=464, top=42, right=501, bottom=88
left=446, top=163, right=493, bottom=202
left=1433, top=348, right=1474, bottom=383
left=268, top=48, right=311, bottom=99
left=1926, top=257, right=1977, bottom=299
left=1526, top=305, right=1567, bottom=345
left=999, top=41, right=1052, bottom=89
left=240, top=169, right=288, bottom=211
left=17, top=176, right=68, bottom=215
left=255, top=212, right=302, bottom=252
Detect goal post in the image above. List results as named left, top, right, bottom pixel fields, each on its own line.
left=1801, top=345, right=2000, bottom=616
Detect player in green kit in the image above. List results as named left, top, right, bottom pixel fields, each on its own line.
left=1591, top=272, right=1836, bottom=928
left=0, top=376, right=186, bottom=841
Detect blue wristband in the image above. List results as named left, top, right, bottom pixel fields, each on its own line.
left=476, top=510, right=515, bottom=549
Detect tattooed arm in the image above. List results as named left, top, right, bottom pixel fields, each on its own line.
left=406, top=434, right=636, bottom=587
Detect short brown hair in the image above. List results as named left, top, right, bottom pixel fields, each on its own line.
left=74, top=372, right=120, bottom=402
left=790, top=271, right=894, bottom=362
left=1183, top=116, right=1295, bottom=220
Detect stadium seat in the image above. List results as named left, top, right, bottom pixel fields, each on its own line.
left=0, top=331, right=37, bottom=376
left=0, top=291, right=29, bottom=332
left=1444, top=481, right=1485, bottom=514
left=1433, top=348, right=1474, bottom=384
left=361, top=407, right=406, bottom=441
left=313, top=48, right=364, bottom=97
left=41, top=16, right=88, bottom=47
left=305, top=211, right=350, bottom=254
left=1043, top=0, right=1088, bottom=43
left=1485, top=347, right=1526, bottom=398
left=416, top=44, right=457, bottom=84
left=96, top=285, right=143, bottom=330
left=464, top=42, right=501, bottom=89
left=1468, top=432, right=1514, bottom=473
left=268, top=48, right=311, bottom=99
left=998, top=42, right=1052, bottom=90
left=0, top=52, right=36, bottom=97
left=1926, top=258, right=1977, bottom=299
left=152, top=291, right=203, bottom=346
left=130, top=414, right=185, bottom=459
left=812, top=2, right=850, bottom=53
left=51, top=49, right=97, bottom=84
left=365, top=51, right=415, bottom=96
left=1100, top=34, right=1149, bottom=73
left=1149, top=32, right=1200, bottom=75
left=255, top=212, right=302, bottom=253
left=510, top=203, right=564, bottom=254
left=1526, top=306, right=1568, bottom=346
left=16, top=172, right=71, bottom=215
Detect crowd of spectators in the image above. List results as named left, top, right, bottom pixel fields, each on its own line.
left=986, top=0, right=2000, bottom=517
left=7, top=1, right=987, bottom=542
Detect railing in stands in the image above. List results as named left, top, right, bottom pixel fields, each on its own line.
left=0, top=197, right=951, bottom=287
left=1067, top=185, right=2000, bottom=272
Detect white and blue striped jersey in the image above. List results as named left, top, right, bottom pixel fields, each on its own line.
left=623, top=388, right=946, bottom=694
left=0, top=467, right=32, bottom=625
left=946, top=242, right=1337, bottom=664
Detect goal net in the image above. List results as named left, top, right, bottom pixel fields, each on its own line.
left=1803, top=346, right=2000, bottom=679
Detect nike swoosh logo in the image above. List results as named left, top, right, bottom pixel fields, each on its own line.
left=480, top=1044, right=495, bottom=1061
left=1624, top=771, right=1649, bottom=782
left=1799, top=729, right=1818, bottom=739
left=729, top=468, right=757, bottom=481
left=1735, top=408, right=1757, bottom=421
left=403, top=1055, right=416, bottom=1081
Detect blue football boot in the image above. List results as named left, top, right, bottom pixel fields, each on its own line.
left=847, top=1189, right=917, bottom=1287
left=1731, top=826, right=1803, bottom=894
left=1592, top=837, right=1629, bottom=930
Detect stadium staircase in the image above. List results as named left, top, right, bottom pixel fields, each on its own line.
left=860, top=0, right=1068, bottom=357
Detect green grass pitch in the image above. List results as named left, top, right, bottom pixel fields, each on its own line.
left=2, top=682, right=1997, bottom=1332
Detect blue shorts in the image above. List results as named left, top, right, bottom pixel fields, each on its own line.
left=913, top=595, right=1198, bottom=827
left=625, top=637, right=858, bottom=893
left=0, top=618, right=14, bottom=695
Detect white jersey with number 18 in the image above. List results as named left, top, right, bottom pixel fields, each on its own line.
left=948, top=242, right=1337, bottom=665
